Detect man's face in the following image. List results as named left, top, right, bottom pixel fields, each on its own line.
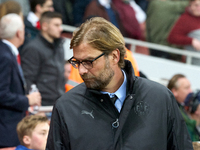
left=41, top=0, right=54, bottom=13
left=64, top=63, right=71, bottom=82
left=45, top=18, right=63, bottom=39
left=190, top=0, right=200, bottom=16
left=173, top=77, right=192, bottom=104
left=29, top=122, right=50, bottom=150
left=73, top=43, right=114, bottom=90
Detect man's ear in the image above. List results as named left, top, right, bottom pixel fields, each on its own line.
left=41, top=22, right=48, bottom=31
left=111, top=49, right=120, bottom=64
left=16, top=30, right=21, bottom=39
left=171, top=88, right=178, bottom=98
left=23, top=135, right=31, bottom=145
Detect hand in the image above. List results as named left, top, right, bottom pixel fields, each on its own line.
left=192, top=38, right=200, bottom=51
left=27, top=92, right=41, bottom=106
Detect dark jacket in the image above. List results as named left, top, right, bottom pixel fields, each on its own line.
left=21, top=34, right=65, bottom=106
left=46, top=60, right=193, bottom=150
left=0, top=41, right=29, bottom=147
left=19, top=16, right=40, bottom=54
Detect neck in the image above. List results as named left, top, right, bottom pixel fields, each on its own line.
left=5, top=38, right=20, bottom=48
left=41, top=32, right=54, bottom=43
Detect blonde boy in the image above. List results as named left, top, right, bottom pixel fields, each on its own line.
left=15, top=115, right=49, bottom=150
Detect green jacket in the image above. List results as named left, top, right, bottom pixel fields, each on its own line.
left=179, top=105, right=200, bottom=141
left=146, top=0, right=189, bottom=47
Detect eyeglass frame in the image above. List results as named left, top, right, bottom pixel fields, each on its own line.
left=68, top=52, right=105, bottom=69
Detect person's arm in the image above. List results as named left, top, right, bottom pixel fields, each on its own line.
left=168, top=15, right=193, bottom=46
left=167, top=91, right=193, bottom=149
left=21, top=45, right=41, bottom=92
left=0, top=54, right=29, bottom=111
left=46, top=105, right=70, bottom=150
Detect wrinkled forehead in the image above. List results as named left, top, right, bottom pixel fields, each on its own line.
left=73, top=42, right=102, bottom=60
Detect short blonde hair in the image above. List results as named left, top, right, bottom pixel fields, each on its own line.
left=16, top=115, right=49, bottom=146
left=70, top=17, right=126, bottom=68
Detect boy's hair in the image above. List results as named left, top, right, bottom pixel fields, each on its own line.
left=16, top=115, right=49, bottom=145
left=40, top=11, right=62, bottom=24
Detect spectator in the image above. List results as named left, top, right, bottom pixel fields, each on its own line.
left=168, top=0, right=200, bottom=66
left=167, top=74, right=198, bottom=141
left=184, top=91, right=200, bottom=141
left=21, top=0, right=54, bottom=52
left=167, top=74, right=192, bottom=105
left=146, top=0, right=188, bottom=60
left=0, top=0, right=30, bottom=16
left=72, top=0, right=92, bottom=26
left=21, top=11, right=65, bottom=106
left=0, top=14, right=41, bottom=148
left=46, top=17, right=193, bottom=150
left=112, top=0, right=144, bottom=40
left=52, top=0, right=74, bottom=25
left=15, top=115, right=49, bottom=150
left=0, top=0, right=23, bottom=20
left=83, top=0, right=125, bottom=36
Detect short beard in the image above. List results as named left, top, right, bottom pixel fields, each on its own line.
left=81, top=58, right=114, bottom=90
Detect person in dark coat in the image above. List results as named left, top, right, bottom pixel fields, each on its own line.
left=46, top=17, right=193, bottom=150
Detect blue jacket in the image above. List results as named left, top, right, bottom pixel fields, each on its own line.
left=15, top=145, right=32, bottom=150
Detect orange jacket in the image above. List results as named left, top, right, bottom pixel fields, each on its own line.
left=125, top=49, right=140, bottom=77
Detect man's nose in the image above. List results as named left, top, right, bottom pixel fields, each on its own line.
left=78, top=63, right=88, bottom=75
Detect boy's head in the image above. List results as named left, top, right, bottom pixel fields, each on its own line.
left=17, top=115, right=50, bottom=150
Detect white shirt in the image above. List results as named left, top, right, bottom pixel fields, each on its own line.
left=27, top=11, right=39, bottom=27
left=130, top=0, right=146, bottom=23
left=2, top=39, right=19, bottom=56
left=98, top=0, right=111, bottom=9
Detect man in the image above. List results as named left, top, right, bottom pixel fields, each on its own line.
left=46, top=17, right=193, bottom=149
left=0, top=14, right=41, bottom=148
left=184, top=91, right=200, bottom=141
left=167, top=74, right=192, bottom=105
left=167, top=74, right=196, bottom=141
left=22, top=0, right=54, bottom=49
left=21, top=11, right=65, bottom=106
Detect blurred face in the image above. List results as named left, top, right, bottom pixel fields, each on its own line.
left=29, top=122, right=49, bottom=150
left=189, top=0, right=200, bottom=16
left=64, top=63, right=71, bottom=82
left=173, top=77, right=192, bottom=104
left=73, top=43, right=114, bottom=90
left=42, top=18, right=62, bottom=41
left=41, top=0, right=54, bottom=13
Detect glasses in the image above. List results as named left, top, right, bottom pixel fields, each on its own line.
left=68, top=53, right=105, bottom=69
